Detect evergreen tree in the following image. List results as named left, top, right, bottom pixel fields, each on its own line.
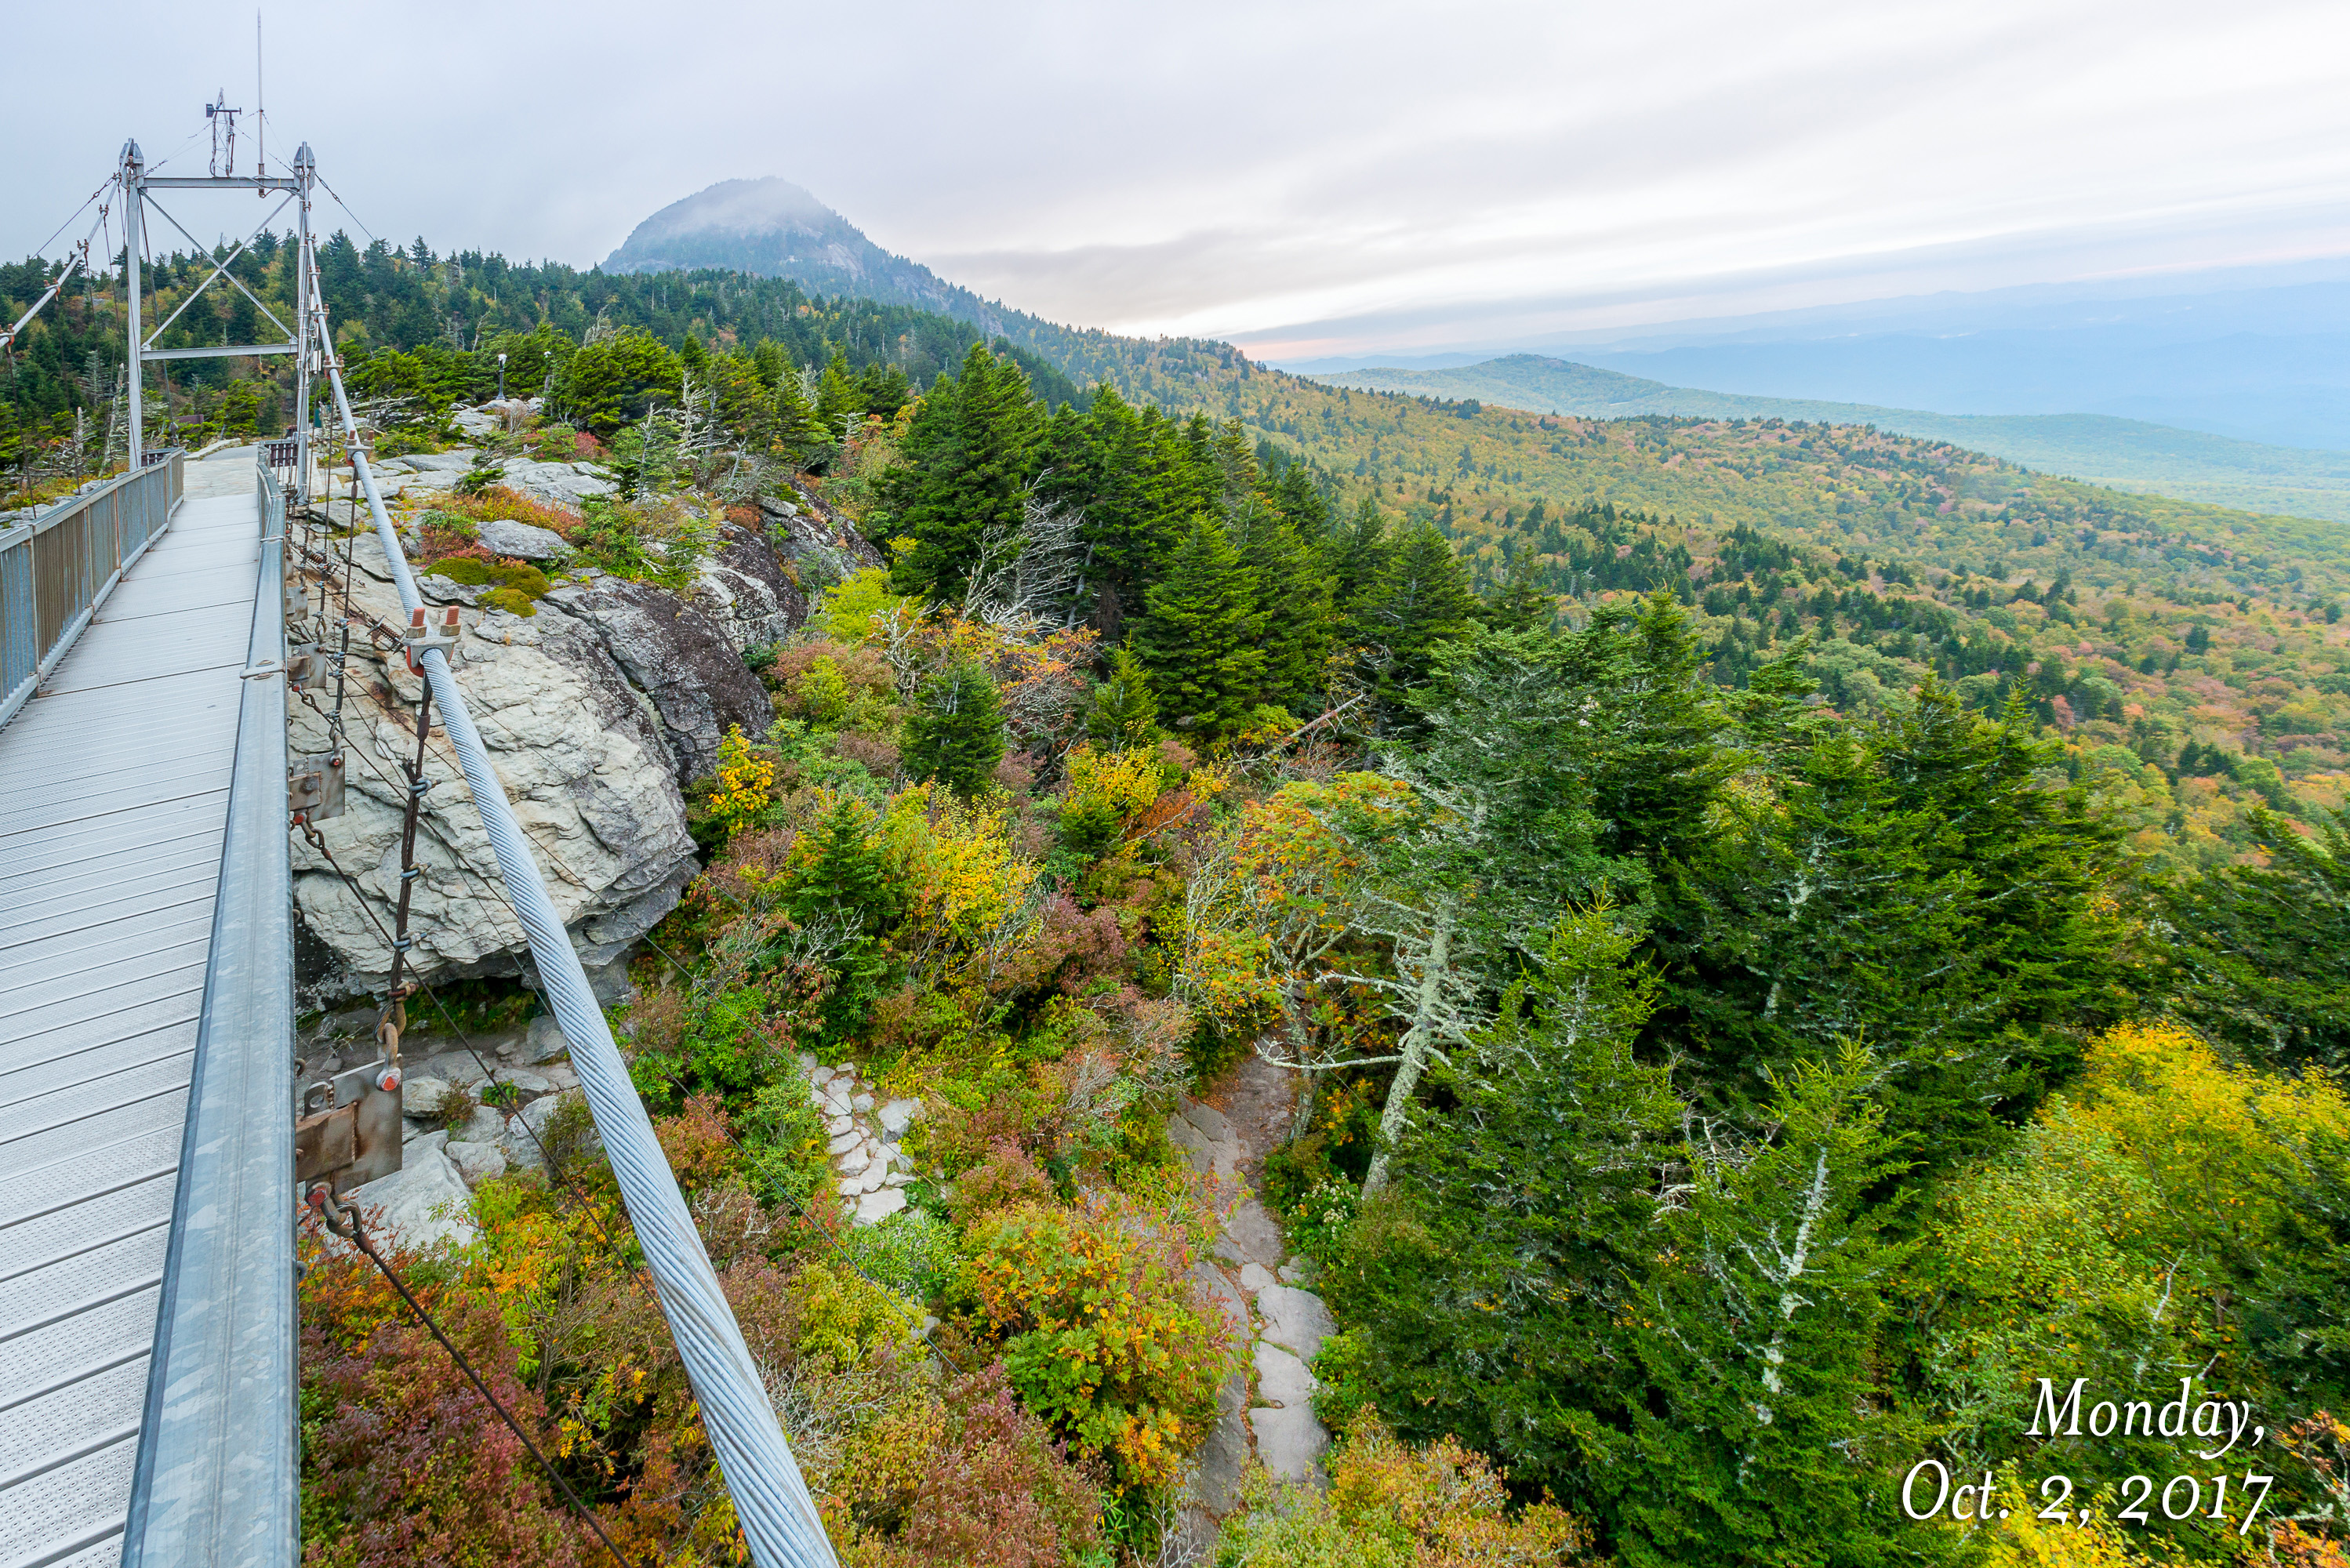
left=1557, top=591, right=1734, bottom=867
left=815, top=347, right=863, bottom=441
left=1084, top=645, right=1161, bottom=752
left=1329, top=910, right=1681, bottom=1512
left=2161, top=806, right=2349, bottom=1073
left=771, top=365, right=826, bottom=464
left=1476, top=552, right=1553, bottom=633
left=1236, top=507, right=1335, bottom=713
left=1037, top=386, right=1211, bottom=634
left=783, top=797, right=899, bottom=1044
left=1325, top=495, right=1396, bottom=644
left=903, top=659, right=1006, bottom=796
left=1676, top=681, right=2128, bottom=1167
left=1362, top=518, right=1476, bottom=720
left=1133, top=514, right=1265, bottom=742
left=1612, top=1044, right=1923, bottom=1566
left=557, top=326, right=682, bottom=439
left=856, top=360, right=911, bottom=419
left=884, top=343, right=1042, bottom=602
left=1269, top=463, right=1332, bottom=539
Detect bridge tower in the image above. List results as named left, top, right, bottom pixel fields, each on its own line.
left=115, top=125, right=318, bottom=498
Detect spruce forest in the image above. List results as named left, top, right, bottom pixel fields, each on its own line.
left=8, top=231, right=2348, bottom=1567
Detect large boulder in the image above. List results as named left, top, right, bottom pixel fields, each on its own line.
left=475, top=517, right=569, bottom=561
left=291, top=532, right=697, bottom=997
left=345, top=1145, right=478, bottom=1250
left=496, top=456, right=616, bottom=508
left=692, top=519, right=806, bottom=652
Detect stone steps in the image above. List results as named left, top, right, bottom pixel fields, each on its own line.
left=802, top=1055, right=921, bottom=1225
left=1171, top=1093, right=1334, bottom=1516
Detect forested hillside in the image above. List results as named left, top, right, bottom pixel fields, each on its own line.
left=1317, top=353, right=2350, bottom=524
left=8, top=233, right=2348, bottom=870
left=31, top=216, right=2337, bottom=1561
left=279, top=319, right=2350, bottom=1566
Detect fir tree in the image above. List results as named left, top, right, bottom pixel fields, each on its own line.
left=1613, top=1043, right=1922, bottom=1567
left=1084, top=645, right=1161, bottom=752
left=903, top=659, right=1006, bottom=796
left=1363, top=518, right=1476, bottom=720
left=1324, top=495, right=1397, bottom=644
left=1329, top=910, right=1682, bottom=1508
left=1037, top=386, right=1213, bottom=634
left=1269, top=463, right=1332, bottom=539
left=1476, top=552, right=1553, bottom=633
left=885, top=343, right=1042, bottom=602
left=1134, top=514, right=1265, bottom=742
left=771, top=365, right=826, bottom=464
left=1237, top=507, right=1335, bottom=713
left=815, top=347, right=863, bottom=441
left=783, top=797, right=899, bottom=1044
left=2161, top=807, right=2350, bottom=1072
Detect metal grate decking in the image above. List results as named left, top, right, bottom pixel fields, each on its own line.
left=0, top=452, right=260, bottom=1568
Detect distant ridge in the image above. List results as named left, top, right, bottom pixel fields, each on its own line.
left=1316, top=354, right=2350, bottom=525
left=604, top=176, right=1012, bottom=336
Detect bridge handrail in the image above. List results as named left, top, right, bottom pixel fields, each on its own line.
left=0, top=448, right=183, bottom=731
left=120, top=452, right=297, bottom=1566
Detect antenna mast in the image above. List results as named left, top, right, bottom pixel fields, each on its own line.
left=256, top=12, right=265, bottom=176
left=205, top=90, right=241, bottom=178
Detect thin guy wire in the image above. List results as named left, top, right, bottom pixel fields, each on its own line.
left=329, top=1209, right=637, bottom=1568
left=294, top=474, right=946, bottom=1367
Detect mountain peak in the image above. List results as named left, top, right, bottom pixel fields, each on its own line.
left=602, top=176, right=991, bottom=329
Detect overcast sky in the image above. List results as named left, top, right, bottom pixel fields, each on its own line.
left=11, top=0, right=2350, bottom=360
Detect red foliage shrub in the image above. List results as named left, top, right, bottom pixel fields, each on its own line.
left=990, top=892, right=1128, bottom=999
left=418, top=521, right=491, bottom=565
left=653, top=1094, right=743, bottom=1193
left=301, top=1257, right=596, bottom=1566
left=991, top=750, right=1040, bottom=794
left=438, top=485, right=583, bottom=539
left=833, top=728, right=900, bottom=779
left=843, top=1364, right=1103, bottom=1568
left=946, top=1141, right=1056, bottom=1225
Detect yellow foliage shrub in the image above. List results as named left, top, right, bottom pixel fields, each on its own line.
left=710, top=724, right=775, bottom=837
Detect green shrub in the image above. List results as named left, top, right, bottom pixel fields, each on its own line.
left=962, top=1197, right=1231, bottom=1489
left=1214, top=1414, right=1596, bottom=1567
left=421, top=557, right=550, bottom=619
left=839, top=1207, right=960, bottom=1301
left=433, top=1082, right=479, bottom=1134
left=739, top=1074, right=829, bottom=1209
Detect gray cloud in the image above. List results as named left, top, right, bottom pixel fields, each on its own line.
left=9, top=0, right=2346, bottom=358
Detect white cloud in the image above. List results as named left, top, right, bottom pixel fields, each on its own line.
left=9, top=0, right=2347, bottom=357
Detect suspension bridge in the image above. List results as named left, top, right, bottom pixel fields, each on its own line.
left=0, top=120, right=835, bottom=1567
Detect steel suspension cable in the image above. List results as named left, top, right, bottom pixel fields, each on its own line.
left=300, top=175, right=837, bottom=1568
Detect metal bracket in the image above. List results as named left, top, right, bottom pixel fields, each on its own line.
left=401, top=604, right=462, bottom=673
left=285, top=642, right=329, bottom=690
left=283, top=575, right=309, bottom=622
left=289, top=751, right=346, bottom=821
left=293, top=1055, right=404, bottom=1190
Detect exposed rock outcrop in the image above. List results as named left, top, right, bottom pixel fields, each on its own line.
left=693, top=519, right=807, bottom=652
left=292, top=488, right=809, bottom=999
left=543, top=575, right=773, bottom=780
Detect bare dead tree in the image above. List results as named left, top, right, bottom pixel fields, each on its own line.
left=962, top=492, right=1088, bottom=631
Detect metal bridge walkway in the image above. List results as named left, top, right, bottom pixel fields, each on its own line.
left=0, top=450, right=262, bottom=1568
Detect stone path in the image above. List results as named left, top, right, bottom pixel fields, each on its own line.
left=800, top=1055, right=923, bottom=1225
left=1168, top=1053, right=1335, bottom=1526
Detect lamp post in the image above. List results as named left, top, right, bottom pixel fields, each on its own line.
left=496, top=351, right=507, bottom=402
